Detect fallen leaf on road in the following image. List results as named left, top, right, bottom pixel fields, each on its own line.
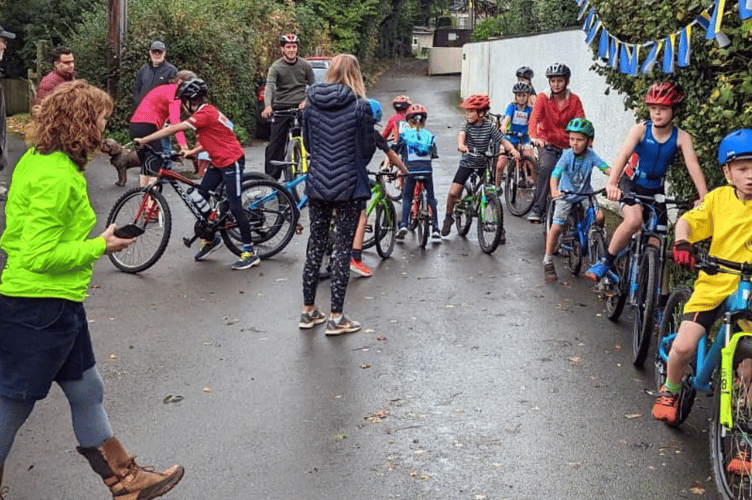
left=361, top=363, right=371, bottom=369
left=569, top=356, right=582, bottom=365
left=364, top=328, right=375, bottom=333
left=222, top=317, right=239, bottom=325
left=202, top=387, right=212, bottom=393
left=109, top=353, right=117, bottom=360
left=625, top=413, right=642, bottom=419
left=377, top=335, right=387, bottom=341
left=690, top=486, right=705, bottom=495
left=163, top=395, right=184, bottom=404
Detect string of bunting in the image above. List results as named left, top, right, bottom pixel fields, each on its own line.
left=577, top=0, right=752, bottom=75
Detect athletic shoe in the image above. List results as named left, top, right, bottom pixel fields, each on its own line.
left=396, top=227, right=408, bottom=240
left=527, top=210, right=541, bottom=223
left=652, top=386, right=679, bottom=424
left=585, top=257, right=610, bottom=283
left=350, top=257, right=373, bottom=278
left=727, top=450, right=752, bottom=476
left=441, top=215, right=454, bottom=236
left=231, top=250, right=261, bottom=270
left=194, top=236, right=223, bottom=261
left=544, top=261, right=557, bottom=282
left=431, top=230, right=442, bottom=242
left=299, top=308, right=327, bottom=329
left=325, top=315, right=361, bottom=335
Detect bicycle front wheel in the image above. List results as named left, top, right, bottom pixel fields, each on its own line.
left=222, top=180, right=297, bottom=259
left=375, top=200, right=397, bottom=259
left=504, top=155, right=536, bottom=216
left=710, top=337, right=752, bottom=500
left=605, top=251, right=628, bottom=322
left=383, top=163, right=403, bottom=202
left=283, top=139, right=306, bottom=204
left=633, top=246, right=660, bottom=368
left=106, top=188, right=172, bottom=273
left=454, top=183, right=473, bottom=236
left=477, top=188, right=503, bottom=254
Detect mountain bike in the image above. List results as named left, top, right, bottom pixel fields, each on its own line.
left=546, top=188, right=606, bottom=275
left=599, top=193, right=692, bottom=367
left=502, top=131, right=537, bottom=217
left=107, top=147, right=297, bottom=273
left=362, top=169, right=399, bottom=258
left=655, top=252, right=752, bottom=500
left=405, top=170, right=435, bottom=248
left=453, top=150, right=505, bottom=254
left=275, top=108, right=308, bottom=204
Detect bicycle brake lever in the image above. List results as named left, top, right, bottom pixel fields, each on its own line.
left=183, top=234, right=199, bottom=248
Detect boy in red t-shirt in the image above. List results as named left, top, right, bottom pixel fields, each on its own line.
left=134, top=78, right=260, bottom=270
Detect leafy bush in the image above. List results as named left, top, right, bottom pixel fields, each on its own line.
left=471, top=0, right=578, bottom=41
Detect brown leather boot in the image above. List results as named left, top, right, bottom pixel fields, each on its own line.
left=78, top=437, right=184, bottom=500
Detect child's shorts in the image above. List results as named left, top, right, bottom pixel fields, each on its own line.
left=551, top=197, right=592, bottom=226
left=452, top=165, right=484, bottom=186
left=0, top=295, right=96, bottom=401
left=682, top=303, right=724, bottom=331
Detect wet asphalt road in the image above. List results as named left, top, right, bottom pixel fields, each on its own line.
left=0, top=68, right=716, bottom=500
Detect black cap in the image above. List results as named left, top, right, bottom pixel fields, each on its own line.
left=0, top=27, right=15, bottom=40
left=150, top=41, right=166, bottom=51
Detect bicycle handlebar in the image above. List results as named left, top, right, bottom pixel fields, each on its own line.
left=620, top=192, right=693, bottom=210
left=686, top=251, right=752, bottom=277
left=137, top=143, right=185, bottom=163
left=558, top=188, right=606, bottom=197
left=273, top=108, right=302, bottom=117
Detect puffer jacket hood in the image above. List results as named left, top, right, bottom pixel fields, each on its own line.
left=306, top=82, right=357, bottom=111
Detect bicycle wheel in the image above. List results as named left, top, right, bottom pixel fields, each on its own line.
left=418, top=192, right=430, bottom=248
left=383, top=163, right=403, bottom=202
left=588, top=226, right=607, bottom=268
left=363, top=180, right=381, bottom=250
left=565, top=238, right=582, bottom=275
left=107, top=188, right=171, bottom=273
left=504, top=155, right=536, bottom=216
left=605, top=251, right=629, bottom=322
left=654, top=286, right=692, bottom=391
left=375, top=199, right=397, bottom=259
left=710, top=336, right=752, bottom=500
left=221, top=180, right=297, bottom=259
left=283, top=139, right=305, bottom=204
left=454, top=182, right=473, bottom=236
left=477, top=188, right=503, bottom=254
left=633, top=246, right=660, bottom=368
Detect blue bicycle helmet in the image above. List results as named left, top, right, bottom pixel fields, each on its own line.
left=368, top=98, right=383, bottom=122
left=566, top=118, right=595, bottom=139
left=718, top=129, right=752, bottom=165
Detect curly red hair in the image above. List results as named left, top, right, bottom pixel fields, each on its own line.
left=28, top=80, right=113, bottom=170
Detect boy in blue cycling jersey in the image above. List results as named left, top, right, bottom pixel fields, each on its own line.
left=543, top=118, right=610, bottom=282
left=585, top=82, right=708, bottom=282
left=495, top=82, right=534, bottom=191
left=394, top=103, right=441, bottom=241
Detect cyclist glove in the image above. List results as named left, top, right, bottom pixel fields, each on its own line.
left=672, top=240, right=696, bottom=270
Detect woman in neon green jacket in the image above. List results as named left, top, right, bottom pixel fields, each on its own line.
left=0, top=80, right=184, bottom=500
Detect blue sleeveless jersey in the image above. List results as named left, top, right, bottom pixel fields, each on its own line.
left=632, top=121, right=678, bottom=189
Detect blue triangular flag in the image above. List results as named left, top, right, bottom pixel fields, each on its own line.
left=663, top=34, right=675, bottom=73
left=696, top=11, right=710, bottom=30
left=619, top=44, right=630, bottom=73
left=741, top=0, right=752, bottom=20
left=628, top=45, right=639, bottom=75
left=610, top=38, right=620, bottom=69
left=577, top=0, right=590, bottom=20
left=641, top=41, right=661, bottom=74
left=677, top=25, right=691, bottom=67
left=585, top=19, right=601, bottom=44
left=707, top=0, right=727, bottom=40
left=598, top=28, right=609, bottom=58
left=582, top=8, right=595, bottom=31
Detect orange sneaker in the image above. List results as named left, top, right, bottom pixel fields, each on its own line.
left=349, top=257, right=373, bottom=278
left=728, top=450, right=752, bottom=476
left=652, top=386, right=679, bottom=424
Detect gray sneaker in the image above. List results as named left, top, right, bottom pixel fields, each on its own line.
left=231, top=250, right=261, bottom=270
left=325, top=315, right=361, bottom=335
left=299, top=308, right=327, bottom=329
left=194, top=236, right=223, bottom=261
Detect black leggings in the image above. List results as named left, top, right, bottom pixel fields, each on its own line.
left=303, top=199, right=361, bottom=313
left=200, top=159, right=252, bottom=245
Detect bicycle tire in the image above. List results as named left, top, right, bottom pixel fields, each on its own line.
left=221, top=180, right=297, bottom=260
left=375, top=200, right=397, bottom=259
left=477, top=188, right=503, bottom=254
left=654, top=286, right=692, bottom=391
left=408, top=186, right=420, bottom=231
left=605, top=251, right=629, bottom=322
left=283, top=139, right=305, bottom=204
left=504, top=155, right=536, bottom=216
left=588, top=226, right=607, bottom=268
left=544, top=198, right=564, bottom=255
left=107, top=188, right=172, bottom=273
left=454, top=182, right=473, bottom=236
left=382, top=162, right=403, bottom=202
left=709, top=336, right=752, bottom=500
left=418, top=192, right=430, bottom=248
left=633, top=246, right=660, bottom=368
left=363, top=179, right=381, bottom=250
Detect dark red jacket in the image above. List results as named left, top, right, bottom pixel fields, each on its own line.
left=36, top=69, right=74, bottom=104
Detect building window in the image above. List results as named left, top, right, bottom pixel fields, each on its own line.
left=412, top=37, right=418, bottom=46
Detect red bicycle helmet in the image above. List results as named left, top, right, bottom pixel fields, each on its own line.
left=460, top=94, right=490, bottom=111
left=406, top=103, right=427, bottom=121
left=392, top=95, right=411, bottom=111
left=279, top=33, right=299, bottom=45
left=645, top=82, right=684, bottom=107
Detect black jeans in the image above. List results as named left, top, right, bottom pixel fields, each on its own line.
left=264, top=112, right=294, bottom=180
left=532, top=145, right=563, bottom=215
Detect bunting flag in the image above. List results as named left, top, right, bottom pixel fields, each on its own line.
left=696, top=11, right=710, bottom=31
left=577, top=0, right=590, bottom=20
left=662, top=34, right=675, bottom=73
left=582, top=8, right=595, bottom=31
left=628, top=44, right=639, bottom=75
left=619, top=44, right=630, bottom=73
left=741, top=0, right=752, bottom=19
left=598, top=28, right=609, bottom=58
left=640, top=41, right=661, bottom=74
left=609, top=37, right=620, bottom=69
left=677, top=25, right=691, bottom=67
left=585, top=19, right=601, bottom=44
left=706, top=0, right=726, bottom=40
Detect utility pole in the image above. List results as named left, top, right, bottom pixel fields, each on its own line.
left=107, top=0, right=127, bottom=97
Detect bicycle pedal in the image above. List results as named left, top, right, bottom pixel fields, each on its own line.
left=183, top=235, right=198, bottom=248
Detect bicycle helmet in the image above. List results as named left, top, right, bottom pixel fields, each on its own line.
left=175, top=78, right=208, bottom=101
left=460, top=94, right=490, bottom=111
left=645, top=82, right=684, bottom=107
left=406, top=103, right=427, bottom=121
left=545, top=63, right=571, bottom=79
left=368, top=98, right=383, bottom=122
left=513, top=82, right=532, bottom=94
left=565, top=118, right=595, bottom=139
left=516, top=66, right=534, bottom=80
left=392, top=95, right=411, bottom=111
left=279, top=33, right=299, bottom=45
left=718, top=129, right=752, bottom=165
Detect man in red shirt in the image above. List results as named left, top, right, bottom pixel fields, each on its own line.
left=35, top=47, right=75, bottom=104
left=527, top=63, right=585, bottom=222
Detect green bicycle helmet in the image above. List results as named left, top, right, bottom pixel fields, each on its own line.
left=566, top=118, right=595, bottom=139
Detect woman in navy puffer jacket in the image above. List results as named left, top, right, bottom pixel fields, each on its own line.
left=299, top=54, right=376, bottom=335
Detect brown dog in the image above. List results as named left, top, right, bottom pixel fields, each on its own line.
left=101, top=138, right=141, bottom=186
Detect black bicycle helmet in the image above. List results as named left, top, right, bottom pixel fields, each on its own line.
left=545, top=63, right=571, bottom=79
left=175, top=78, right=208, bottom=101
left=516, top=66, right=534, bottom=80
left=512, top=82, right=532, bottom=94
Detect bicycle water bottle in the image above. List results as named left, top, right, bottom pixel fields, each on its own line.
left=187, top=187, right=211, bottom=215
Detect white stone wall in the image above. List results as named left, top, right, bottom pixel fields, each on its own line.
left=428, top=47, right=463, bottom=75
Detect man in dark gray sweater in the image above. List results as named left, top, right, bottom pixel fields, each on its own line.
left=261, top=33, right=315, bottom=180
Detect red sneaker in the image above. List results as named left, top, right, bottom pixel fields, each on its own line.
left=349, top=257, right=373, bottom=278
left=652, top=386, right=679, bottom=424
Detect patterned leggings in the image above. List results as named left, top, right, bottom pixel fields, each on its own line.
left=303, top=199, right=361, bottom=313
